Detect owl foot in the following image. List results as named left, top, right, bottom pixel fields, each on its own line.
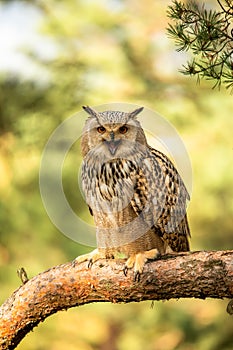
left=73, top=249, right=106, bottom=268
left=123, top=249, right=160, bottom=282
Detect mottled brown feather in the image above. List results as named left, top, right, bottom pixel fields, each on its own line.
left=80, top=106, right=191, bottom=263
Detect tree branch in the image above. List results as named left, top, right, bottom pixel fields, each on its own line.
left=0, top=250, right=233, bottom=350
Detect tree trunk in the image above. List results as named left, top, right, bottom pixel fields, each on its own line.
left=0, top=250, right=232, bottom=350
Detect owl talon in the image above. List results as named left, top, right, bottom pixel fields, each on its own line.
left=134, top=271, right=141, bottom=282
left=74, top=248, right=105, bottom=268
left=123, top=263, right=141, bottom=281
left=123, top=265, right=128, bottom=276
left=124, top=249, right=160, bottom=280
left=88, top=259, right=93, bottom=268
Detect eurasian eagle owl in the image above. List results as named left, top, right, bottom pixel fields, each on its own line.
left=75, top=106, right=190, bottom=280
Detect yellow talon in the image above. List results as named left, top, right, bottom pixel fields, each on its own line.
left=124, top=249, right=160, bottom=280
left=74, top=248, right=106, bottom=267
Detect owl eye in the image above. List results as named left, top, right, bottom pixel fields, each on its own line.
left=119, top=125, right=128, bottom=134
left=97, top=126, right=106, bottom=134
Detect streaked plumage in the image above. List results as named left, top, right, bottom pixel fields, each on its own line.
left=75, top=106, right=190, bottom=279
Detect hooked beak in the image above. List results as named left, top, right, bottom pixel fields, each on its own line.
left=105, top=140, right=121, bottom=155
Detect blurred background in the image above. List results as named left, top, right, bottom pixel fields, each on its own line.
left=0, top=0, right=232, bottom=349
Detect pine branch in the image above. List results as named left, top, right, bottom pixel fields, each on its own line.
left=167, top=0, right=233, bottom=91
left=0, top=250, right=233, bottom=350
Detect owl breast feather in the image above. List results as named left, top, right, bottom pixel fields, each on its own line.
left=82, top=158, right=139, bottom=211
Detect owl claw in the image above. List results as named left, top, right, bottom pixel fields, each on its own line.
left=123, top=262, right=141, bottom=281
left=74, top=248, right=104, bottom=269
left=123, top=263, right=142, bottom=282
left=124, top=249, right=160, bottom=281
left=87, top=259, right=93, bottom=268
left=123, top=265, right=128, bottom=276
left=134, top=271, right=141, bottom=283
left=123, top=263, right=141, bottom=281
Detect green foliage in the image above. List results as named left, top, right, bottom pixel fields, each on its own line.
left=167, top=0, right=233, bottom=90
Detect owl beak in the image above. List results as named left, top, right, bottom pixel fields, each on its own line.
left=105, top=140, right=121, bottom=155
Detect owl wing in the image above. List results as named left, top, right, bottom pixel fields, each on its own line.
left=131, top=147, right=190, bottom=252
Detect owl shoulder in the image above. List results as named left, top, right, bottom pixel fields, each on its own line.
left=148, top=147, right=190, bottom=201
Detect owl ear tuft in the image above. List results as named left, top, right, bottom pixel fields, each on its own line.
left=128, top=107, right=144, bottom=119
left=82, top=106, right=100, bottom=120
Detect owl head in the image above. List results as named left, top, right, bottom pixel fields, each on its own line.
left=81, top=106, right=147, bottom=159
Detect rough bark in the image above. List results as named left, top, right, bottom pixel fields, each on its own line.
left=0, top=250, right=232, bottom=350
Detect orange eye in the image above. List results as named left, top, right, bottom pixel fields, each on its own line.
left=97, top=126, right=106, bottom=134
left=119, top=125, right=128, bottom=134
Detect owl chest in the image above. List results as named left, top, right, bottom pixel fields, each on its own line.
left=82, top=159, right=137, bottom=212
